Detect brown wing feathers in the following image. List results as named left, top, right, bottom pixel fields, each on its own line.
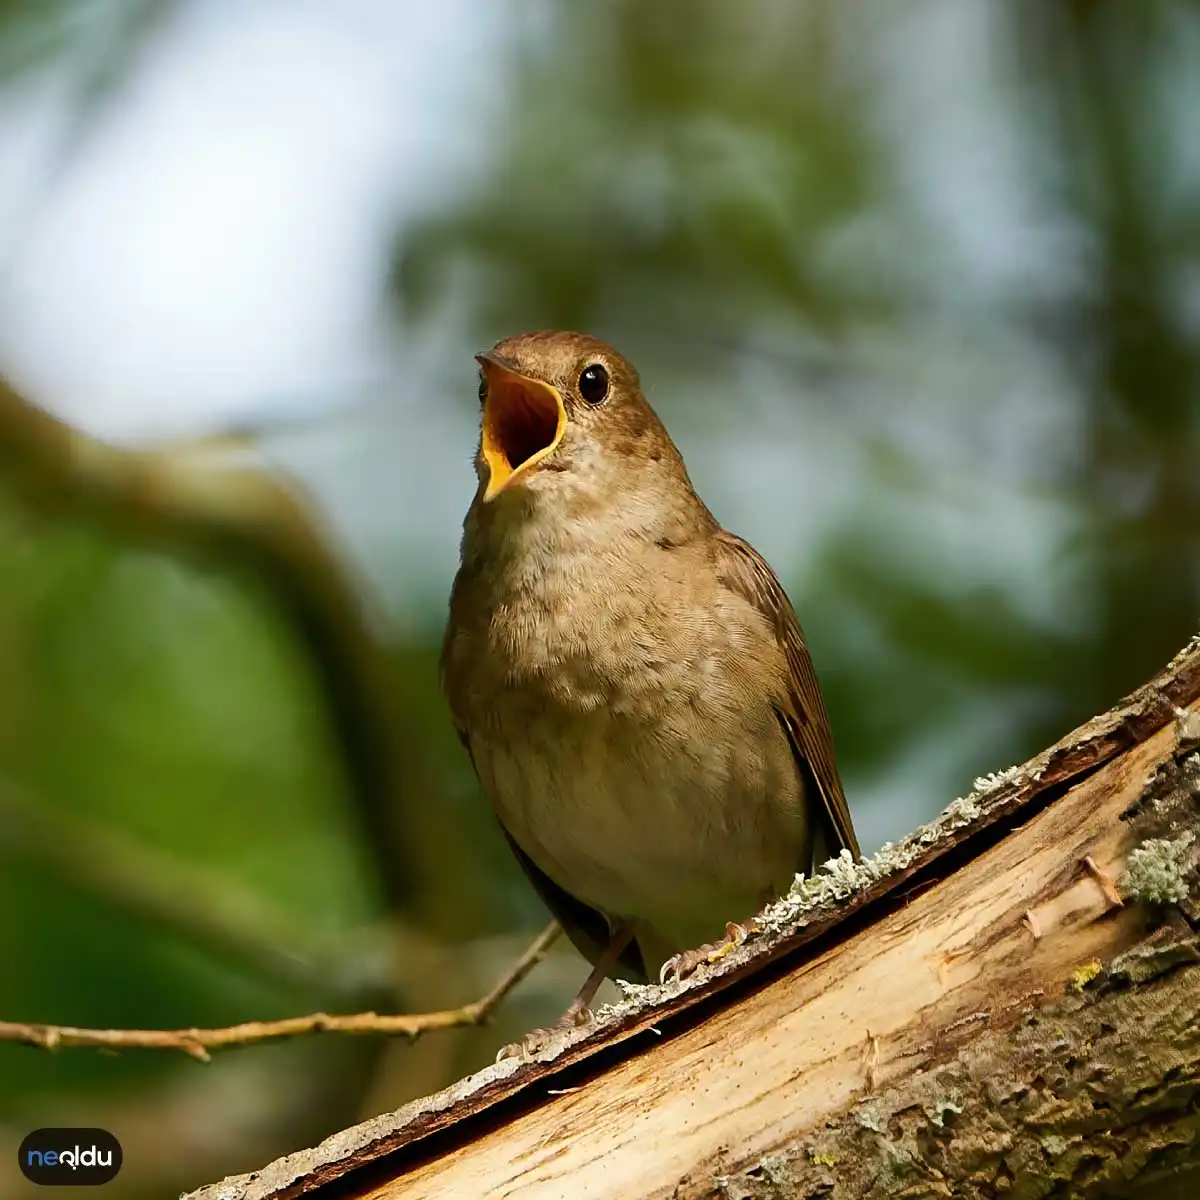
left=714, top=531, right=860, bottom=862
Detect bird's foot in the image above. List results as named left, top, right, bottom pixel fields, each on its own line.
left=495, top=999, right=593, bottom=1063
left=659, top=919, right=760, bottom=985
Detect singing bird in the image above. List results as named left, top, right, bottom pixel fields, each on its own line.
left=442, top=331, right=859, bottom=1045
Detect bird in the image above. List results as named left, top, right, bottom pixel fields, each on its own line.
left=441, top=331, right=859, bottom=1052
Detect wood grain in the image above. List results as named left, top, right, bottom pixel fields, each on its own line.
left=185, top=637, right=1200, bottom=1200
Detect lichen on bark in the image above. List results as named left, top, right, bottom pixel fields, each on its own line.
left=711, top=731, right=1200, bottom=1200
left=712, top=954, right=1200, bottom=1200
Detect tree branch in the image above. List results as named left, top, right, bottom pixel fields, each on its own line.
left=0, top=371, right=420, bottom=915
left=182, top=634, right=1200, bottom=1200
left=0, top=922, right=560, bottom=1063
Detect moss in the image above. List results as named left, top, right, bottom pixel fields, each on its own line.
left=1069, top=960, right=1102, bottom=992
left=1121, top=834, right=1195, bottom=905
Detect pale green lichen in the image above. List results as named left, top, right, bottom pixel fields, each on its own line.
left=943, top=793, right=984, bottom=824
left=1040, top=1133, right=1072, bottom=1158
left=973, top=765, right=1022, bottom=795
left=714, top=1152, right=793, bottom=1196
left=855, top=1103, right=883, bottom=1132
left=752, top=1154, right=792, bottom=1185
left=927, top=1093, right=964, bottom=1127
left=1121, top=834, right=1195, bottom=905
left=757, top=788, right=1001, bottom=934
left=877, top=1134, right=919, bottom=1178
left=1166, top=632, right=1200, bottom=670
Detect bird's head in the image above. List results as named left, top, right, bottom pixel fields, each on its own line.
left=472, top=331, right=694, bottom=513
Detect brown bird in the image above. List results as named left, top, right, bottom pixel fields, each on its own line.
left=442, top=331, right=859, bottom=1048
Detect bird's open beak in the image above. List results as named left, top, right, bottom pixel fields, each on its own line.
left=475, top=354, right=567, bottom=502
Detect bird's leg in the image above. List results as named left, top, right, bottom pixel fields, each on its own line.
left=496, top=924, right=635, bottom=1062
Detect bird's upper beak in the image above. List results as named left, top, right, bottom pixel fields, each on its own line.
left=475, top=353, right=568, bottom=502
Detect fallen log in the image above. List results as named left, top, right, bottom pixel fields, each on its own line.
left=188, top=636, right=1200, bottom=1200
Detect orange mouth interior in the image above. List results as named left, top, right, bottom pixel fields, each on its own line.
left=479, top=366, right=566, bottom=500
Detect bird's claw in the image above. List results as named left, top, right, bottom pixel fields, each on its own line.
left=495, top=1004, right=593, bottom=1063
left=659, top=920, right=754, bottom=985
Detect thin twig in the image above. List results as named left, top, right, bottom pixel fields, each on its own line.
left=0, top=922, right=562, bottom=1062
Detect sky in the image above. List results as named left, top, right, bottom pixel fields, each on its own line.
left=1, top=0, right=501, bottom=440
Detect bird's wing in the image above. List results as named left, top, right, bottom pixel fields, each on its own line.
left=714, top=531, right=861, bottom=862
left=450, top=725, right=649, bottom=983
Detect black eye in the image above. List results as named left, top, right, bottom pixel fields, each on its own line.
left=477, top=371, right=487, bottom=403
left=578, top=363, right=609, bottom=405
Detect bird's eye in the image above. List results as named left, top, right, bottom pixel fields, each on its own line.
left=578, top=363, right=609, bottom=405
left=477, top=371, right=487, bottom=403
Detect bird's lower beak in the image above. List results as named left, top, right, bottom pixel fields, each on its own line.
left=476, top=357, right=567, bottom=502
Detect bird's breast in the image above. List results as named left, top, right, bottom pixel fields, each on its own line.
left=445, top=534, right=809, bottom=952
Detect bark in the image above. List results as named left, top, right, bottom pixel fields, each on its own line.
left=186, top=637, right=1200, bottom=1200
